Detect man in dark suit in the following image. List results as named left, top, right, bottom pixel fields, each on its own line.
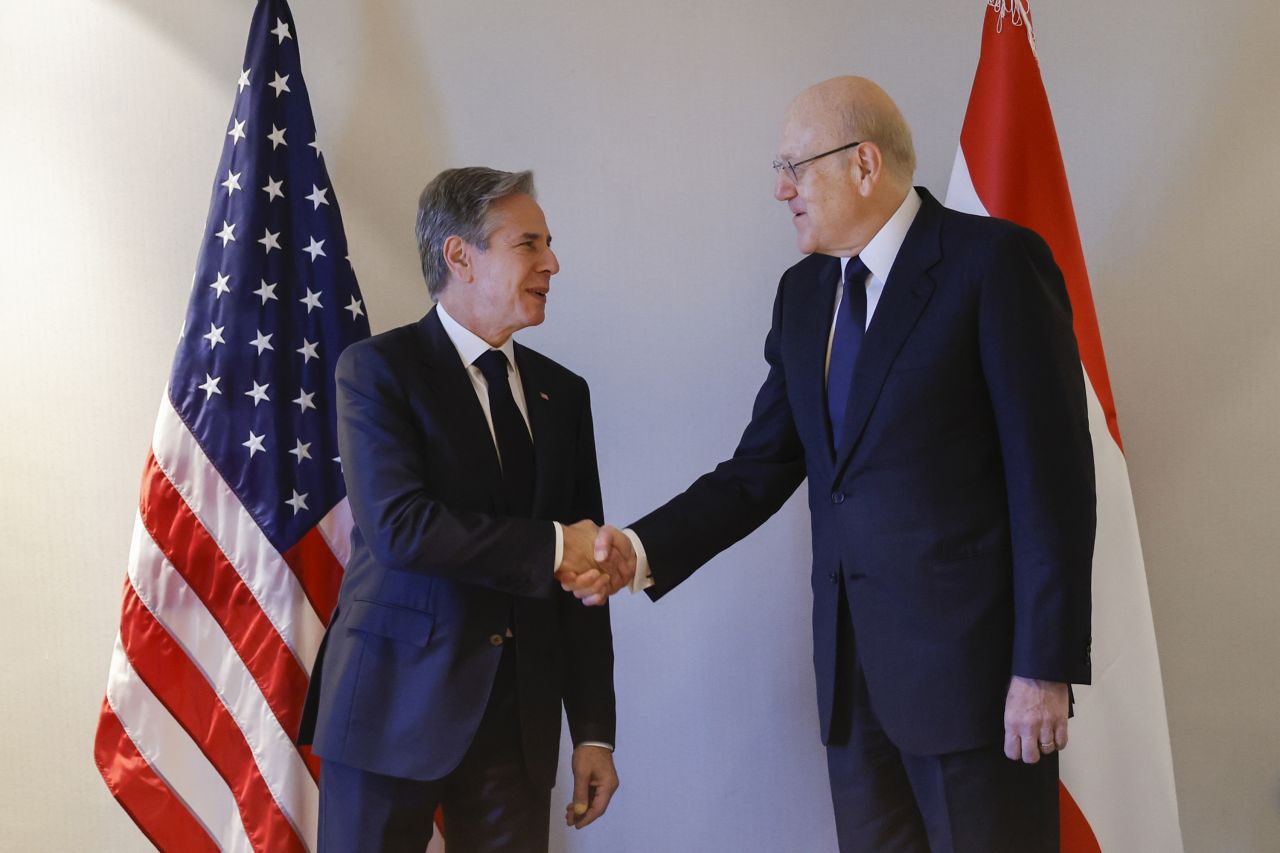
left=578, top=77, right=1095, bottom=851
left=298, top=167, right=620, bottom=852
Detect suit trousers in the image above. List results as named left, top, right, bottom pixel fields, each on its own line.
left=826, top=580, right=1061, bottom=853
left=317, top=640, right=551, bottom=853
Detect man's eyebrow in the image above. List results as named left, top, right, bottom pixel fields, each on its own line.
left=513, top=231, right=550, bottom=245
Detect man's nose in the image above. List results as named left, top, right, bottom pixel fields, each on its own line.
left=541, top=246, right=560, bottom=275
left=774, top=169, right=796, bottom=202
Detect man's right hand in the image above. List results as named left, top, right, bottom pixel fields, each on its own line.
left=574, top=525, right=637, bottom=606
left=556, top=521, right=636, bottom=604
left=556, top=520, right=613, bottom=601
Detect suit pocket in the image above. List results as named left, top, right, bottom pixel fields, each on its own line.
left=346, top=599, right=435, bottom=647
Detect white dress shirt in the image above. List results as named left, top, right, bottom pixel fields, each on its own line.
left=627, top=189, right=924, bottom=592
left=434, top=302, right=565, bottom=571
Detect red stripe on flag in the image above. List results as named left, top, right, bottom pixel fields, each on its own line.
left=93, top=697, right=220, bottom=853
left=298, top=743, right=323, bottom=782
left=1060, top=782, right=1102, bottom=853
left=959, top=5, right=1122, bottom=449
left=282, top=525, right=345, bottom=625
left=139, top=451, right=317, bottom=781
left=119, top=583, right=306, bottom=853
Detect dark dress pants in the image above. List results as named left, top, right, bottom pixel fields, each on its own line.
left=318, top=641, right=551, bottom=853
left=826, top=581, right=1061, bottom=853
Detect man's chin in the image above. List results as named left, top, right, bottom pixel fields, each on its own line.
left=792, top=224, right=816, bottom=254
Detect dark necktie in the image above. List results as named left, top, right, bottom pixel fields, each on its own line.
left=474, top=349, right=535, bottom=517
left=827, top=257, right=869, bottom=450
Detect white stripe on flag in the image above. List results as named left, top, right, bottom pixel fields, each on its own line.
left=152, top=392, right=325, bottom=669
left=1062, top=381, right=1183, bottom=852
left=945, top=147, right=989, bottom=218
left=105, top=632, right=254, bottom=853
left=127, top=514, right=320, bottom=850
left=317, top=497, right=354, bottom=568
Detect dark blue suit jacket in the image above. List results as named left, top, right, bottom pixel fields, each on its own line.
left=632, top=189, right=1094, bottom=756
left=298, top=308, right=615, bottom=788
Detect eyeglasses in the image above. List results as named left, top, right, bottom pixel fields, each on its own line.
left=772, top=140, right=864, bottom=183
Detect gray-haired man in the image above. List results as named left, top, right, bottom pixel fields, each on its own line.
left=299, top=167, right=620, bottom=852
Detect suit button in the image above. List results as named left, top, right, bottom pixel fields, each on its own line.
left=827, top=572, right=837, bottom=584
left=489, top=634, right=504, bottom=647
left=831, top=491, right=845, bottom=504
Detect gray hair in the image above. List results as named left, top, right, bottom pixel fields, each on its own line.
left=840, top=101, right=916, bottom=185
left=416, top=167, right=537, bottom=299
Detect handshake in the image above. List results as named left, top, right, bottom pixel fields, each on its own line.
left=554, top=521, right=637, bottom=606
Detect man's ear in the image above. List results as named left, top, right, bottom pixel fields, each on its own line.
left=852, top=142, right=884, bottom=195
left=443, top=234, right=473, bottom=283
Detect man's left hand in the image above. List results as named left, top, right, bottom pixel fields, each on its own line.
left=564, top=745, right=619, bottom=829
left=1003, top=676, right=1069, bottom=764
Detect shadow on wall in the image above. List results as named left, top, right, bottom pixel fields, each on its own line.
left=1096, top=2, right=1278, bottom=444
left=107, top=0, right=248, bottom=84
left=337, top=0, right=453, bottom=317
left=107, top=0, right=452, bottom=325
left=1086, top=4, right=1280, bottom=850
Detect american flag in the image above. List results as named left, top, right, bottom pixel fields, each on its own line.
left=93, top=1, right=369, bottom=849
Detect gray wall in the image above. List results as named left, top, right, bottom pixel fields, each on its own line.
left=2, top=1, right=1277, bottom=850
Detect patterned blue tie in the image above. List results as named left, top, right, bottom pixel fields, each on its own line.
left=827, top=257, right=869, bottom=450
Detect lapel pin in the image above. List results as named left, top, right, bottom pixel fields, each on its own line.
left=539, top=391, right=550, bottom=401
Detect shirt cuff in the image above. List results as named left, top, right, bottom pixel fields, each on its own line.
left=552, top=521, right=564, bottom=573
left=623, top=528, right=655, bottom=593
left=575, top=741, right=615, bottom=752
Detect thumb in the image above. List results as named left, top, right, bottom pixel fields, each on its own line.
left=594, top=525, right=614, bottom=562
left=572, top=766, right=590, bottom=817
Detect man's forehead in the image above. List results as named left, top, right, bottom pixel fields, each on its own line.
left=779, top=109, right=841, bottom=156
left=489, top=194, right=549, bottom=232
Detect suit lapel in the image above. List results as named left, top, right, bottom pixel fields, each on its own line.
left=514, top=345, right=557, bottom=519
left=833, top=190, right=944, bottom=478
left=414, top=308, right=508, bottom=510
left=794, top=256, right=842, bottom=471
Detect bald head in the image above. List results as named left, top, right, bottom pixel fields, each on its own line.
left=786, top=76, right=916, bottom=187
left=775, top=77, right=917, bottom=255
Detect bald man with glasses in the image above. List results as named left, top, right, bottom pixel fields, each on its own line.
left=579, top=77, right=1095, bottom=852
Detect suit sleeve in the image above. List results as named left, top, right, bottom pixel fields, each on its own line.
left=631, top=276, right=808, bottom=599
left=556, top=382, right=617, bottom=746
left=335, top=341, right=556, bottom=599
left=979, top=228, right=1096, bottom=684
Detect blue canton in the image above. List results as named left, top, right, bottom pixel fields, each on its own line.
left=169, top=0, right=370, bottom=552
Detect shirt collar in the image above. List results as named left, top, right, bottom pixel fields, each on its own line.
left=434, top=301, right=518, bottom=370
left=840, top=187, right=922, bottom=283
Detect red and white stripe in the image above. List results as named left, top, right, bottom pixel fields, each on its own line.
left=945, top=2, right=1182, bottom=850
left=94, top=392, right=350, bottom=851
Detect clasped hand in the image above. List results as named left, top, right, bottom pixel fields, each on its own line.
left=554, top=522, right=636, bottom=605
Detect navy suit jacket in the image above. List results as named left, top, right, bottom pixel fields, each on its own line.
left=298, top=308, right=615, bottom=788
left=632, top=189, right=1095, bottom=756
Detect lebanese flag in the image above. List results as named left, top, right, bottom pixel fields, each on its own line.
left=944, top=2, right=1183, bottom=850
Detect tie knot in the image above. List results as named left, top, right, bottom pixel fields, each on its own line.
left=473, top=349, right=510, bottom=385
left=844, top=256, right=869, bottom=287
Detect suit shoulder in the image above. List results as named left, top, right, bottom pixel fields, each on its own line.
left=336, top=321, right=419, bottom=377
left=515, top=343, right=589, bottom=392
left=938, top=205, right=1047, bottom=255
